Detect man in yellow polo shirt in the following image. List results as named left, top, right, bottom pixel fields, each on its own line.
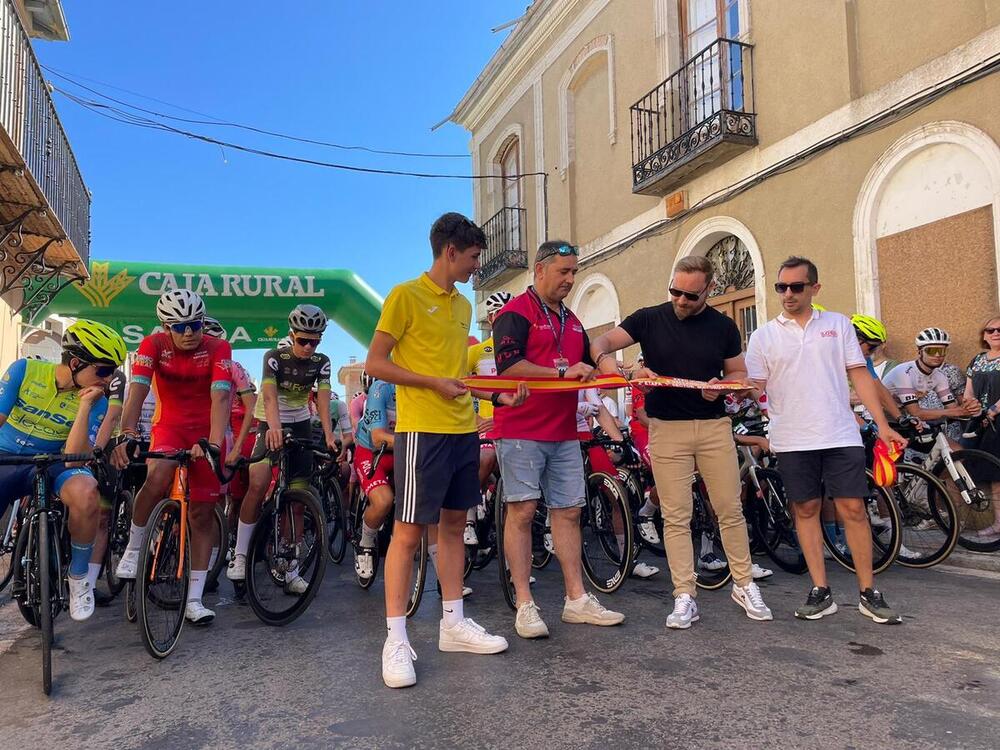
left=366, top=212, right=525, bottom=689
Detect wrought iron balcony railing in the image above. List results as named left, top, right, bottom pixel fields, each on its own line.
left=630, top=38, right=756, bottom=195
left=476, top=206, right=527, bottom=289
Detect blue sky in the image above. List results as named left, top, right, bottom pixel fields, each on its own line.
left=38, top=1, right=527, bottom=391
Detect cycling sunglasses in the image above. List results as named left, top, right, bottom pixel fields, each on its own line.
left=774, top=282, right=811, bottom=294
left=294, top=336, right=321, bottom=348
left=536, top=243, right=578, bottom=261
left=668, top=284, right=709, bottom=302
left=169, top=319, right=204, bottom=334
left=93, top=364, right=116, bottom=377
left=858, top=337, right=883, bottom=348
left=921, top=346, right=948, bottom=357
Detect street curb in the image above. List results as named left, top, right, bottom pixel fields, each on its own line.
left=940, top=548, right=1000, bottom=573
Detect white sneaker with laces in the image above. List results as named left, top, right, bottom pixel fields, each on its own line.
left=751, top=562, right=773, bottom=580
left=462, top=585, right=473, bottom=597
left=732, top=581, right=773, bottom=621
left=631, top=562, right=660, bottom=579
left=561, top=592, right=625, bottom=626
left=226, top=553, right=246, bottom=581
left=68, top=575, right=94, bottom=621
left=285, top=574, right=307, bottom=595
left=382, top=639, right=417, bottom=688
left=515, top=601, right=549, bottom=639
left=898, top=544, right=916, bottom=560
left=666, top=593, right=699, bottom=629
left=463, top=523, right=479, bottom=546
left=637, top=516, right=661, bottom=545
left=185, top=601, right=216, bottom=625
left=115, top=548, right=140, bottom=580
left=439, top=617, right=509, bottom=654
left=354, top=546, right=375, bottom=581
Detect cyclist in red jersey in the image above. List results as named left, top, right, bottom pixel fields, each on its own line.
left=112, top=289, right=234, bottom=625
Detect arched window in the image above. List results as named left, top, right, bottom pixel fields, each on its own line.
left=705, top=234, right=757, bottom=344
left=498, top=137, right=521, bottom=210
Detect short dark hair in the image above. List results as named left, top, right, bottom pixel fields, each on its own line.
left=778, top=255, right=818, bottom=284
left=429, top=212, right=487, bottom=258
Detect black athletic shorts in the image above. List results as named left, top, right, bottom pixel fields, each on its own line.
left=774, top=446, right=868, bottom=502
left=253, top=419, right=312, bottom=481
left=394, top=431, right=479, bottom=525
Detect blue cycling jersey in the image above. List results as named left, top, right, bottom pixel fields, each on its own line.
left=355, top=380, right=396, bottom=451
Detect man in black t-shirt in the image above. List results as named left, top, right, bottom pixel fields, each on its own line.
left=591, top=255, right=772, bottom=629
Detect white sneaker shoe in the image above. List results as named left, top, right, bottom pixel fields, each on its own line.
left=382, top=639, right=417, bottom=688
left=463, top=522, right=479, bottom=546
left=666, top=593, right=699, bottom=629
left=561, top=592, right=625, bottom=626
left=543, top=532, right=554, bottom=554
left=751, top=562, right=773, bottom=580
left=732, top=581, right=773, bottom=621
left=439, top=617, right=509, bottom=654
left=631, top=561, right=660, bottom=579
left=226, top=553, right=246, bottom=581
left=699, top=553, right=726, bottom=571
left=898, top=544, right=916, bottom=560
left=68, top=575, right=94, bottom=622
left=115, top=548, right=140, bottom=580
left=285, top=574, right=308, bottom=595
left=637, top=516, right=661, bottom=545
left=185, top=601, right=216, bottom=625
left=515, top=601, right=549, bottom=639
left=354, top=545, right=376, bottom=582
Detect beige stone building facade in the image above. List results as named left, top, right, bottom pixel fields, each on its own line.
left=450, top=0, right=1000, bottom=372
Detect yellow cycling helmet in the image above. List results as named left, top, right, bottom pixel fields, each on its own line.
left=62, top=319, right=127, bottom=367
left=851, top=314, right=887, bottom=343
left=811, top=303, right=827, bottom=312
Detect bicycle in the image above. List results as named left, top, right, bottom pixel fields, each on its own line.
left=689, top=473, right=733, bottom=590
left=311, top=445, right=349, bottom=565
left=0, top=495, right=26, bottom=591
left=2, top=449, right=95, bottom=695
left=91, top=452, right=134, bottom=600
left=610, top=433, right=666, bottom=560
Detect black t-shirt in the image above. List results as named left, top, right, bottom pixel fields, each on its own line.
left=620, top=302, right=742, bottom=421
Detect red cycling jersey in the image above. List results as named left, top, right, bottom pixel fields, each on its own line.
left=132, top=332, right=234, bottom=430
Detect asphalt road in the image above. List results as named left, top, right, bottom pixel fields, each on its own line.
left=1, top=553, right=998, bottom=750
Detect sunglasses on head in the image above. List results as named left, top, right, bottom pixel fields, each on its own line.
left=668, top=285, right=708, bottom=302
left=294, top=336, right=321, bottom=348
left=985, top=327, right=1000, bottom=335
left=169, top=319, right=204, bottom=334
left=536, top=243, right=578, bottom=261
left=774, top=282, right=810, bottom=294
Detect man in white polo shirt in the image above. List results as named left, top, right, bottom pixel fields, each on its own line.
left=745, top=256, right=906, bottom=624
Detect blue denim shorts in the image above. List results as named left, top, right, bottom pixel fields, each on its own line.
left=495, top=438, right=586, bottom=509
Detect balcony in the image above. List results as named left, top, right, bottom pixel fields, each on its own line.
left=475, top=206, right=526, bottom=289
left=0, top=0, right=90, bottom=321
left=630, top=38, right=756, bottom=196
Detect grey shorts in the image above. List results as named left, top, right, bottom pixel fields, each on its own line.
left=495, top=438, right=586, bottom=509
left=395, top=432, right=479, bottom=525
left=775, top=446, right=868, bottom=502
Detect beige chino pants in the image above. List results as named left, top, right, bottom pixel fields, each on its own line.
left=648, top=416, right=753, bottom=597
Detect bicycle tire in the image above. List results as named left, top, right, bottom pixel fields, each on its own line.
left=619, top=467, right=666, bottom=557
left=752, top=468, right=807, bottom=575
left=0, top=499, right=21, bottom=592
left=137, top=499, right=188, bottom=659
left=935, top=448, right=1000, bottom=553
left=104, top=490, right=133, bottom=596
left=892, top=462, right=958, bottom=568
left=821, top=472, right=901, bottom=575
left=246, top=490, right=326, bottom=626
left=323, top=480, right=348, bottom=564
left=493, top=478, right=517, bottom=611
left=405, top=529, right=428, bottom=618
left=206, top=504, right=228, bottom=586
left=39, top=512, right=52, bottom=696
left=581, top=472, right=633, bottom=593
left=124, top=580, right=137, bottom=623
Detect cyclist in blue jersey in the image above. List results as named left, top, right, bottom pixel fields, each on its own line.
left=0, top=320, right=126, bottom=621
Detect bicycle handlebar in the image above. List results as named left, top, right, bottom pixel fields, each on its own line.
left=0, top=448, right=102, bottom=466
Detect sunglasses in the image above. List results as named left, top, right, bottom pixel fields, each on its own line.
left=93, top=364, right=116, bottom=378
left=921, top=346, right=948, bottom=357
left=536, top=243, right=579, bottom=261
left=294, top=336, right=321, bottom=348
left=169, top=319, right=204, bottom=334
left=985, top=327, right=1000, bottom=335
left=774, top=282, right=810, bottom=294
left=858, top=337, right=883, bottom=348
left=668, top=284, right=709, bottom=302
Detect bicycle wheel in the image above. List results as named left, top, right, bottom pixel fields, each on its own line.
left=39, top=512, right=53, bottom=695
left=206, top=504, right=228, bottom=587
left=104, top=490, right=133, bottom=596
left=530, top=503, right=552, bottom=569
left=0, top=498, right=22, bottom=592
left=581, top=472, right=633, bottom=593
left=751, top=469, right=807, bottom=575
left=137, top=499, right=189, bottom=659
left=246, top=489, right=326, bottom=626
left=493, top=479, right=517, bottom=611
left=821, top=473, right=901, bottom=575
left=619, top=468, right=666, bottom=557
left=469, top=489, right=497, bottom=570
left=405, top=529, right=428, bottom=618
left=124, top=580, right=137, bottom=622
left=935, top=449, right=1000, bottom=553
left=891, top=463, right=958, bottom=568
left=322, top=479, right=348, bottom=564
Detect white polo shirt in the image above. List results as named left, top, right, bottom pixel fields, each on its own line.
left=745, top=310, right=866, bottom=452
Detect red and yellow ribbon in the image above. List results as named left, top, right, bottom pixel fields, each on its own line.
left=461, top=374, right=746, bottom=393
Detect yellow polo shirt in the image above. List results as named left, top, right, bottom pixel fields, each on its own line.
left=376, top=273, right=476, bottom=434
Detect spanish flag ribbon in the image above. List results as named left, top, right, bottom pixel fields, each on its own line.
left=461, top=374, right=747, bottom=393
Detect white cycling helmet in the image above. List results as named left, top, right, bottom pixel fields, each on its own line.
left=203, top=316, right=227, bottom=339
left=915, top=327, right=951, bottom=348
left=360, top=370, right=374, bottom=394
left=289, top=304, right=327, bottom=333
left=156, top=289, right=205, bottom=324
left=485, top=291, right=513, bottom=314
left=277, top=335, right=294, bottom=349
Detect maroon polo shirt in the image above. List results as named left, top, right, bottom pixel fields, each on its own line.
left=492, top=287, right=593, bottom=442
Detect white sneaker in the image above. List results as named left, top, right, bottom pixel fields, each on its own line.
left=226, top=553, right=246, bottom=581
left=115, top=548, right=140, bottom=580
left=898, top=544, right=916, bottom=560
left=462, top=585, right=473, bottom=597
left=632, top=561, right=660, bottom=579
left=515, top=601, right=549, bottom=639
left=543, top=532, right=554, bottom=554
left=439, top=617, right=509, bottom=654
left=699, top=552, right=726, bottom=571
left=751, top=563, right=773, bottom=580
left=285, top=574, right=308, bottom=595
left=354, top=545, right=376, bottom=582
left=561, top=592, right=625, bottom=626
left=666, top=593, right=699, bottom=629
left=637, top=516, right=661, bottom=545
left=732, top=581, right=773, bottom=621
left=382, top=639, right=417, bottom=688
left=185, top=601, right=216, bottom=625
left=68, top=575, right=94, bottom=622
left=463, top=523, right=479, bottom=546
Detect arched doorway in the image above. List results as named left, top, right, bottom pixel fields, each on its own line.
left=706, top=235, right=757, bottom=347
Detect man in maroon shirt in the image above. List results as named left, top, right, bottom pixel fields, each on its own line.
left=493, top=240, right=625, bottom=639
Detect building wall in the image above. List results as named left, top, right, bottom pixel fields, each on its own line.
left=0, top=300, right=20, bottom=369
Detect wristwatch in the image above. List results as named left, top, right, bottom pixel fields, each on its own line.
left=490, top=392, right=503, bottom=407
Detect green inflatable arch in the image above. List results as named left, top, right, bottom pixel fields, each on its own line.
left=36, top=260, right=383, bottom=349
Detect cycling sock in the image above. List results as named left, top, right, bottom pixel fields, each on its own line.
left=442, top=598, right=464, bottom=627
left=235, top=520, right=256, bottom=557
left=86, top=562, right=102, bottom=590
left=69, top=542, right=93, bottom=578
left=125, top=522, right=147, bottom=553
left=428, top=544, right=439, bottom=577
left=386, top=615, right=408, bottom=643
left=188, top=569, right=207, bottom=604
left=640, top=499, right=658, bottom=517
left=361, top=522, right=378, bottom=547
